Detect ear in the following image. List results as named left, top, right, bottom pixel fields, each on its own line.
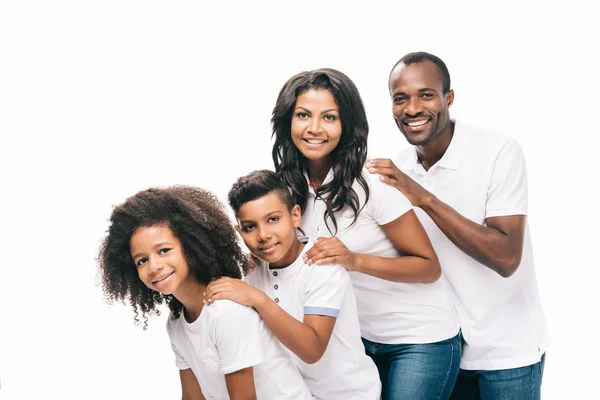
left=446, top=89, right=454, bottom=108
left=291, top=204, right=302, bottom=228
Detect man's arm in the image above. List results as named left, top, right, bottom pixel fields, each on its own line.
left=366, top=158, right=526, bottom=278
left=421, top=196, right=525, bottom=277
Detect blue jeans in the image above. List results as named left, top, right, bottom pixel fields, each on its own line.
left=362, top=332, right=462, bottom=400
left=449, top=353, right=546, bottom=400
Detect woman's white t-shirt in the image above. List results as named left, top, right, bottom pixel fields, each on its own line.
left=300, top=169, right=460, bottom=344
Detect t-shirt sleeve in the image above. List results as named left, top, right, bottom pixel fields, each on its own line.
left=367, top=170, right=413, bottom=225
left=170, top=341, right=190, bottom=370
left=303, top=264, right=349, bottom=318
left=213, top=303, right=265, bottom=375
left=486, top=140, right=528, bottom=218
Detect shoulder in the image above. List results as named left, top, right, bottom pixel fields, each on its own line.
left=304, top=247, right=350, bottom=284
left=204, top=299, right=261, bottom=327
left=358, top=167, right=412, bottom=209
left=166, top=311, right=182, bottom=337
left=460, top=122, right=522, bottom=156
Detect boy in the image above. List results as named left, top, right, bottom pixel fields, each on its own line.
left=204, top=169, right=380, bottom=400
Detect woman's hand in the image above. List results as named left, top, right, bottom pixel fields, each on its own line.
left=302, top=236, right=360, bottom=272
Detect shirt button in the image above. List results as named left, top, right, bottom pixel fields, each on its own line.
left=274, top=298, right=279, bottom=303
left=274, top=284, right=278, bottom=290
left=273, top=271, right=278, bottom=276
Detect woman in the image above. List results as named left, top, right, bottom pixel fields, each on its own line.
left=271, top=68, right=461, bottom=400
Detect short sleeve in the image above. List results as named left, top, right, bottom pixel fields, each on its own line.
left=486, top=140, right=528, bottom=218
left=367, top=171, right=413, bottom=225
left=303, top=264, right=350, bottom=318
left=170, top=341, right=189, bottom=370
left=213, top=303, right=265, bottom=375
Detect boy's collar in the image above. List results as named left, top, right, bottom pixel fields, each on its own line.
left=268, top=239, right=312, bottom=271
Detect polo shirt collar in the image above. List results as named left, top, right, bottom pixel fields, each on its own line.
left=401, top=119, right=469, bottom=171
left=268, top=239, right=313, bottom=275
left=304, top=168, right=335, bottom=195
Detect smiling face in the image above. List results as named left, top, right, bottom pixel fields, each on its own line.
left=389, top=60, right=454, bottom=146
left=130, top=224, right=194, bottom=296
left=291, top=88, right=342, bottom=167
left=237, top=192, right=302, bottom=268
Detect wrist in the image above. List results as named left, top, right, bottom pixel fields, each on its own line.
left=252, top=290, right=270, bottom=311
left=419, top=192, right=436, bottom=210
left=351, top=252, right=364, bottom=273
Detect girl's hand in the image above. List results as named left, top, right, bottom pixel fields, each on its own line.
left=204, top=277, right=264, bottom=307
left=302, top=236, right=360, bottom=272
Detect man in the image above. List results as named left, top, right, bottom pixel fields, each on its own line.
left=366, top=51, right=548, bottom=399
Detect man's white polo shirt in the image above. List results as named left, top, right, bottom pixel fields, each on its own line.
left=245, top=241, right=381, bottom=400
left=166, top=299, right=313, bottom=399
left=395, top=120, right=549, bottom=370
left=300, top=169, right=460, bottom=345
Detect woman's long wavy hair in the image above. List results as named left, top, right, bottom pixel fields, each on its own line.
left=271, top=68, right=370, bottom=235
left=97, top=186, right=248, bottom=329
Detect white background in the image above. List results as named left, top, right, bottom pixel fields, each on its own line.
left=1, top=1, right=598, bottom=399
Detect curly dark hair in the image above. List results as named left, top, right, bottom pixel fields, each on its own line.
left=97, top=186, right=248, bottom=329
left=271, top=68, right=370, bottom=235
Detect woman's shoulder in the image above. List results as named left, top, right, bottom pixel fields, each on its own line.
left=357, top=167, right=407, bottom=199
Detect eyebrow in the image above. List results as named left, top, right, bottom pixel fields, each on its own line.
left=239, top=211, right=282, bottom=225
left=392, top=88, right=438, bottom=97
left=295, top=106, right=339, bottom=115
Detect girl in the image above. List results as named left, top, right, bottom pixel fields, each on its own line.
left=271, top=69, right=462, bottom=400
left=97, top=186, right=312, bottom=400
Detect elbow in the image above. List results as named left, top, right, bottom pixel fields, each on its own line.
left=495, top=255, right=522, bottom=278
left=420, top=254, right=441, bottom=283
left=425, top=261, right=442, bottom=283
left=300, top=349, right=326, bottom=365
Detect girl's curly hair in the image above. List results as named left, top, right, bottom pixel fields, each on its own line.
left=97, top=186, right=248, bottom=329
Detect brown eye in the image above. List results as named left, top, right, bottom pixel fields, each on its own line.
left=136, top=257, right=148, bottom=267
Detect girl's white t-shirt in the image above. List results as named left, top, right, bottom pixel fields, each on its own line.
left=166, top=299, right=313, bottom=399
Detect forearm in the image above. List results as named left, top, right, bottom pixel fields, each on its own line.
left=421, top=195, right=522, bottom=277
left=253, top=293, right=326, bottom=364
left=354, top=252, right=440, bottom=283
left=225, top=367, right=257, bottom=400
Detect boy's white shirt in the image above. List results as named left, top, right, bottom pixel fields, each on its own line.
left=166, top=299, right=313, bottom=400
left=244, top=241, right=381, bottom=400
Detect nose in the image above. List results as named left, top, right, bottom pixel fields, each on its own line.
left=404, top=97, right=422, bottom=116
left=256, top=225, right=272, bottom=242
left=148, top=255, right=164, bottom=274
left=307, top=116, right=322, bottom=134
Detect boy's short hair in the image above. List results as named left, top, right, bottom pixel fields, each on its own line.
left=228, top=170, right=295, bottom=217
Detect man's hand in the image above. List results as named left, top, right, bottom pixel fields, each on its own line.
left=366, top=158, right=431, bottom=207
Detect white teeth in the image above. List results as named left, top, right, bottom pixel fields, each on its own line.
left=407, top=120, right=428, bottom=127
left=306, top=139, right=325, bottom=144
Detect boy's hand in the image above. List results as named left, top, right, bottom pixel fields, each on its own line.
left=302, top=237, right=360, bottom=272
left=204, top=277, right=264, bottom=308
